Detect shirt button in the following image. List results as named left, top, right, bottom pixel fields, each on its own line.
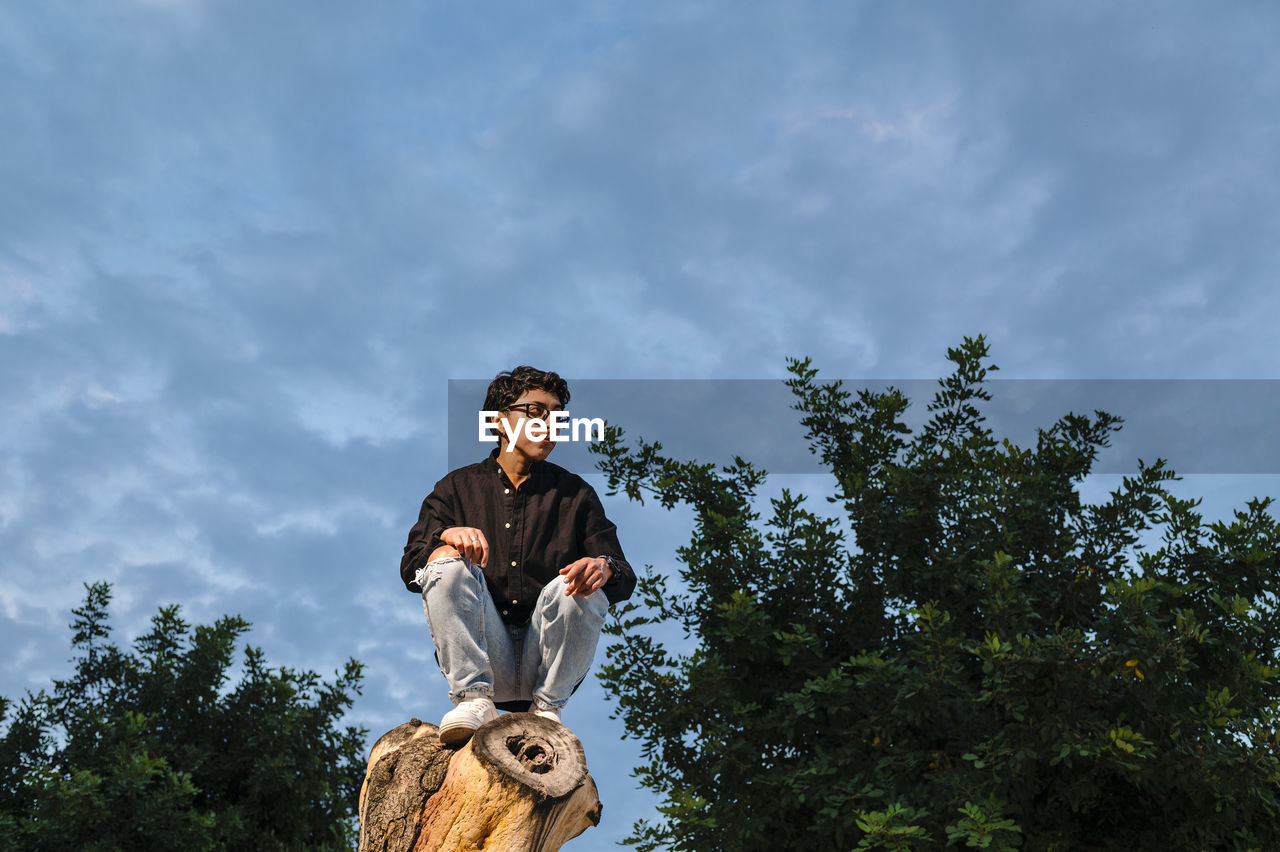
left=510, top=561, right=517, bottom=567
left=504, top=488, right=510, bottom=494
left=505, top=522, right=510, bottom=529
left=512, top=599, right=519, bottom=605
left=502, top=610, right=509, bottom=616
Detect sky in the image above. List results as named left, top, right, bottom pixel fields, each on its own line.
left=3, top=0, right=1280, bottom=846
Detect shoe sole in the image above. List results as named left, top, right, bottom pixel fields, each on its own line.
left=438, top=721, right=479, bottom=746
left=438, top=710, right=498, bottom=746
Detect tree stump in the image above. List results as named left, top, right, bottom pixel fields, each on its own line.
left=358, top=714, right=602, bottom=852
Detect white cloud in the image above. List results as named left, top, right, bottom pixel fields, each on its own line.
left=254, top=499, right=396, bottom=538
left=0, top=274, right=39, bottom=336
left=0, top=257, right=96, bottom=335
left=785, top=98, right=957, bottom=146
left=284, top=380, right=420, bottom=448
left=552, top=72, right=611, bottom=131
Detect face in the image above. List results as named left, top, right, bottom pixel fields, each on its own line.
left=498, top=388, right=563, bottom=461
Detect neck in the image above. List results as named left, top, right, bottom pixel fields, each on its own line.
left=495, top=446, right=536, bottom=485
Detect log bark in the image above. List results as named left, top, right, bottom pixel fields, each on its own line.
left=358, top=714, right=602, bottom=852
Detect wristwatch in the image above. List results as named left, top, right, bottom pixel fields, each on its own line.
left=596, top=554, right=617, bottom=582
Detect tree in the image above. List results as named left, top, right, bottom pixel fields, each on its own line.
left=590, top=336, right=1280, bottom=851
left=0, top=582, right=367, bottom=851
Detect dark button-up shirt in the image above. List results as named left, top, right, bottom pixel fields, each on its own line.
left=400, top=451, right=636, bottom=625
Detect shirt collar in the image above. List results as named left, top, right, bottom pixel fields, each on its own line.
left=484, top=448, right=544, bottom=486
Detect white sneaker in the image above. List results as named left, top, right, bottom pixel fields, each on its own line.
left=438, top=696, right=498, bottom=746
left=531, top=704, right=562, bottom=724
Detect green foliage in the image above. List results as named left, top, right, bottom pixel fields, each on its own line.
left=853, top=803, right=929, bottom=851
left=0, top=583, right=367, bottom=851
left=591, top=336, right=1280, bottom=851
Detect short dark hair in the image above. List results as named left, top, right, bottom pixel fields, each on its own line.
left=483, top=366, right=570, bottom=412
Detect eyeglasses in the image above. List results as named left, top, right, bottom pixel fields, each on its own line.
left=502, top=402, right=560, bottom=420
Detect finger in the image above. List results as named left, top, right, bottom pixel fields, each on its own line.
left=576, top=561, right=601, bottom=594
left=449, top=530, right=470, bottom=562
left=563, top=561, right=588, bottom=595
left=443, top=527, right=466, bottom=552
left=476, top=531, right=489, bottom=568
left=587, top=559, right=608, bottom=593
left=568, top=565, right=601, bottom=597
left=457, top=528, right=483, bottom=565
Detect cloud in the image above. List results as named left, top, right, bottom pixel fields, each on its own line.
left=784, top=98, right=957, bottom=146
left=254, top=499, right=396, bottom=539
left=284, top=381, right=420, bottom=449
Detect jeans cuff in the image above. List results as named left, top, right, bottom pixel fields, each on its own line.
left=454, top=686, right=493, bottom=704
left=532, top=697, right=567, bottom=712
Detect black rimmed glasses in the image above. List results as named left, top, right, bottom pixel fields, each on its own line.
left=502, top=402, right=560, bottom=420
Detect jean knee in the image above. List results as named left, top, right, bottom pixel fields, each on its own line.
left=538, top=582, right=608, bottom=625
left=581, top=588, right=610, bottom=619
left=420, top=555, right=478, bottom=596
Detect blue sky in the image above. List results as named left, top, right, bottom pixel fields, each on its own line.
left=3, top=0, right=1280, bottom=845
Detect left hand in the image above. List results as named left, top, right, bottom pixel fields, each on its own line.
left=559, top=556, right=613, bottom=597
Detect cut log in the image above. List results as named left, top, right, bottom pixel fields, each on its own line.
left=358, top=713, right=602, bottom=852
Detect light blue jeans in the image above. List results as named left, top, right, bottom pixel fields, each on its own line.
left=418, top=556, right=609, bottom=710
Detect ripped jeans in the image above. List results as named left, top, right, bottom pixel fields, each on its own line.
left=417, top=556, right=609, bottom=711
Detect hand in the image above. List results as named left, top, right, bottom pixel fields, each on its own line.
left=559, top=556, right=613, bottom=597
left=439, top=527, right=489, bottom=568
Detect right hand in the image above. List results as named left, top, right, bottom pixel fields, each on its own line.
left=437, top=526, right=489, bottom=568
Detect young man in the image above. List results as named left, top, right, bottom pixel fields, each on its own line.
left=399, top=366, right=636, bottom=745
